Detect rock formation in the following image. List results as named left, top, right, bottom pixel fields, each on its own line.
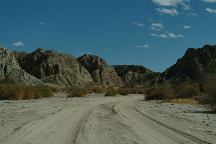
left=15, top=48, right=93, bottom=87
left=163, top=45, right=216, bottom=83
left=114, top=65, right=161, bottom=87
left=78, top=54, right=123, bottom=86
left=0, top=47, right=43, bottom=85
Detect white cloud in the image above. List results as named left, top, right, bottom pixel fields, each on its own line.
left=202, top=0, right=216, bottom=3
left=206, top=8, right=216, bottom=13
left=152, top=0, right=190, bottom=9
left=151, top=23, right=164, bottom=31
left=156, top=8, right=179, bottom=16
left=150, top=33, right=184, bottom=39
left=135, top=44, right=149, bottom=48
left=133, top=22, right=144, bottom=27
left=183, top=25, right=192, bottom=29
left=13, top=41, right=25, bottom=47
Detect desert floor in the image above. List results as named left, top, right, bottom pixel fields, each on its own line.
left=0, top=93, right=215, bottom=144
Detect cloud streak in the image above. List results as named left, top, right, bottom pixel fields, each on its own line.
left=135, top=44, right=149, bottom=48
left=157, top=8, right=179, bottom=16
left=206, top=8, right=216, bottom=13
left=133, top=22, right=145, bottom=27
left=151, top=33, right=184, bottom=39
left=183, top=25, right=192, bottom=30
left=152, top=0, right=190, bottom=10
left=151, top=23, right=164, bottom=31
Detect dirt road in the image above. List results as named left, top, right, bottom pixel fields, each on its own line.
left=0, top=94, right=212, bottom=144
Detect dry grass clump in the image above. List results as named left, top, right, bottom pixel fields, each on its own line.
left=0, top=84, right=53, bottom=100
left=175, top=82, right=200, bottom=98
left=88, top=85, right=105, bottom=94
left=67, top=88, right=88, bottom=97
left=134, top=86, right=145, bottom=94
left=145, top=84, right=174, bottom=101
left=118, top=88, right=130, bottom=96
left=163, top=98, right=198, bottom=105
left=104, top=87, right=117, bottom=97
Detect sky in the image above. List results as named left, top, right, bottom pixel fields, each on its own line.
left=1, top=0, right=216, bottom=72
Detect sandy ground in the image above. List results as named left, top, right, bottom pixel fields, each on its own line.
left=0, top=93, right=215, bottom=144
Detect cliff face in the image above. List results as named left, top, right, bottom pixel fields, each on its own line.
left=15, top=48, right=93, bottom=87
left=163, top=45, right=216, bottom=83
left=0, top=47, right=43, bottom=85
left=114, top=65, right=161, bottom=87
left=78, top=54, right=123, bottom=86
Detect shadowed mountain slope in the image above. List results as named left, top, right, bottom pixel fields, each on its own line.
left=113, top=65, right=162, bottom=87
left=163, top=45, right=216, bottom=83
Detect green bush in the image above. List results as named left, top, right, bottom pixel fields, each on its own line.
left=145, top=84, right=174, bottom=101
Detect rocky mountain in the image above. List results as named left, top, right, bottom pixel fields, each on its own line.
left=15, top=48, right=93, bottom=87
left=114, top=65, right=161, bottom=87
left=78, top=54, right=123, bottom=86
left=0, top=47, right=43, bottom=85
left=163, top=45, right=216, bottom=83
left=3, top=44, right=215, bottom=88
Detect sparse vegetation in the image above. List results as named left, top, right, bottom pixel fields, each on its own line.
left=118, top=88, right=130, bottom=96
left=174, top=82, right=200, bottom=98
left=134, top=86, right=145, bottom=94
left=88, top=85, right=105, bottom=94
left=145, top=84, right=174, bottom=101
left=202, top=79, right=216, bottom=110
left=163, top=98, right=198, bottom=105
left=0, top=84, right=53, bottom=100
left=67, top=88, right=88, bottom=97
left=104, top=87, right=117, bottom=96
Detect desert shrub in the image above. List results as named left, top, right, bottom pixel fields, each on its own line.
left=134, top=86, right=145, bottom=94
left=145, top=84, right=174, bottom=101
left=118, top=89, right=130, bottom=96
left=105, top=90, right=116, bottom=96
left=67, top=88, right=88, bottom=97
left=0, top=84, right=53, bottom=100
left=104, top=87, right=117, bottom=96
left=88, top=85, right=105, bottom=93
left=175, top=82, right=200, bottom=98
left=202, top=79, right=216, bottom=110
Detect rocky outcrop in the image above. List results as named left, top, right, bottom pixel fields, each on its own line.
left=163, top=45, right=216, bottom=83
left=15, top=48, right=93, bottom=87
left=0, top=47, right=43, bottom=85
left=114, top=65, right=161, bottom=87
left=78, top=54, right=123, bottom=86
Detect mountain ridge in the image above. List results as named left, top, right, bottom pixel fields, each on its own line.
left=0, top=44, right=215, bottom=87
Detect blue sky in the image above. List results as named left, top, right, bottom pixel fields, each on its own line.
left=1, top=0, right=216, bottom=72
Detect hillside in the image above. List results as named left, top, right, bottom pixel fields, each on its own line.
left=164, top=45, right=216, bottom=83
